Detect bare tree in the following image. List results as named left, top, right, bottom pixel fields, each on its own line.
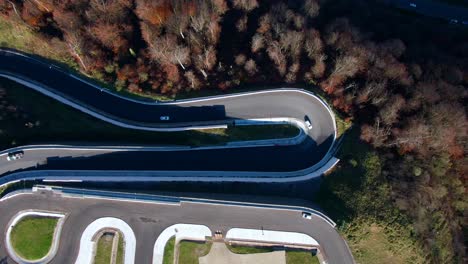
left=171, top=46, right=190, bottom=70
left=379, top=94, right=405, bottom=125
left=207, top=20, right=221, bottom=45
left=251, top=33, right=264, bottom=53
left=195, top=46, right=217, bottom=77
left=244, top=59, right=257, bottom=76
left=267, top=41, right=287, bottom=76
left=184, top=70, right=201, bottom=90
left=304, top=29, right=323, bottom=58
left=392, top=116, right=430, bottom=150
left=148, top=35, right=176, bottom=64
left=360, top=118, right=391, bottom=147
left=356, top=80, right=387, bottom=105
left=190, top=14, right=206, bottom=32
left=167, top=15, right=189, bottom=39
left=285, top=63, right=300, bottom=83
left=64, top=31, right=88, bottom=70
left=231, top=0, right=258, bottom=11
left=211, top=0, right=229, bottom=14
left=235, top=54, right=246, bottom=66
left=280, top=30, right=304, bottom=59
left=293, top=14, right=305, bottom=30
left=236, top=15, right=248, bottom=32
left=303, top=0, right=320, bottom=18
left=332, top=55, right=361, bottom=78
left=257, top=14, right=271, bottom=33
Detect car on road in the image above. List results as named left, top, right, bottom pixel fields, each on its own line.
left=409, top=3, right=416, bottom=7
left=7, top=151, right=24, bottom=161
left=450, top=19, right=458, bottom=24
left=304, top=116, right=313, bottom=130
left=302, top=212, right=312, bottom=220
left=160, top=116, right=170, bottom=121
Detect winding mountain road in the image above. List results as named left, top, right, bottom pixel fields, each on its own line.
left=0, top=49, right=338, bottom=182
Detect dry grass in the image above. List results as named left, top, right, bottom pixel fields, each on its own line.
left=0, top=16, right=76, bottom=66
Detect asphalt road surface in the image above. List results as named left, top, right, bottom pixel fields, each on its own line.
left=0, top=190, right=354, bottom=264
left=387, top=0, right=468, bottom=23
left=0, top=49, right=336, bottom=177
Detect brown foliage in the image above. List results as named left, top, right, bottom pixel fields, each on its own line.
left=88, top=23, right=128, bottom=53
left=163, top=63, right=180, bottom=83
left=21, top=0, right=45, bottom=27
left=184, top=70, right=201, bottom=90
left=303, top=0, right=320, bottom=18
left=211, top=0, right=228, bottom=14
left=235, top=54, right=246, bottom=66
left=251, top=33, right=264, bottom=53
left=236, top=15, right=248, bottom=32
left=244, top=59, right=257, bottom=76
left=266, top=41, right=287, bottom=76
left=135, top=0, right=172, bottom=26
left=231, top=0, right=258, bottom=11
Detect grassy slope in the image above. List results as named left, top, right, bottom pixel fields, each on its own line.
left=178, top=241, right=212, bottom=264
left=226, top=244, right=273, bottom=254
left=94, top=234, right=113, bottom=264
left=228, top=245, right=319, bottom=264
left=0, top=80, right=297, bottom=149
left=315, top=128, right=425, bottom=263
left=162, top=237, right=175, bottom=264
left=116, top=233, right=124, bottom=264
left=10, top=217, right=58, bottom=260
left=286, top=251, right=320, bottom=264
left=0, top=17, right=76, bottom=67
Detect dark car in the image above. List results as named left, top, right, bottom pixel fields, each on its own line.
left=7, top=151, right=24, bottom=161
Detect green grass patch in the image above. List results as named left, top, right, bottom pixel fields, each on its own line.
left=178, top=240, right=212, bottom=264
left=199, top=124, right=298, bottom=141
left=94, top=233, right=114, bottom=264
left=162, top=237, right=175, bottom=264
left=0, top=184, right=7, bottom=197
left=228, top=245, right=319, bottom=264
left=0, top=80, right=297, bottom=150
left=226, top=244, right=274, bottom=254
left=10, top=216, right=58, bottom=260
left=315, top=127, right=426, bottom=263
left=342, top=219, right=425, bottom=264
left=116, top=233, right=124, bottom=264
left=286, top=250, right=320, bottom=264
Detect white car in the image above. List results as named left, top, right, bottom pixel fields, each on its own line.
left=7, top=151, right=24, bottom=161
left=160, top=116, right=170, bottom=121
left=302, top=212, right=312, bottom=220
left=450, top=19, right=458, bottom=24
left=409, top=3, right=416, bottom=7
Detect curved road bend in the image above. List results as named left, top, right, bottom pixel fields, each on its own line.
left=0, top=190, right=355, bottom=264
left=0, top=49, right=336, bottom=178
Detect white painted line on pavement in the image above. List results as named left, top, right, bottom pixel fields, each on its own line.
left=75, top=217, right=136, bottom=264
left=226, top=228, right=319, bottom=246
left=5, top=210, right=66, bottom=264
left=152, top=224, right=211, bottom=264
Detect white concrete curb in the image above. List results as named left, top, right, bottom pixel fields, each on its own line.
left=0, top=74, right=228, bottom=132
left=75, top=217, right=136, bottom=264
left=226, top=228, right=319, bottom=247
left=152, top=224, right=211, bottom=264
left=5, top=210, right=66, bottom=264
